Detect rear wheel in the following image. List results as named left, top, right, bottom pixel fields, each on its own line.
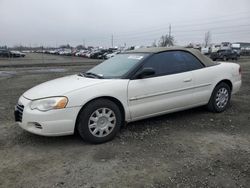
left=207, top=82, right=231, bottom=113
left=77, top=99, right=122, bottom=144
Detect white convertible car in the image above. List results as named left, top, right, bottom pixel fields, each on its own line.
left=15, top=47, right=242, bottom=143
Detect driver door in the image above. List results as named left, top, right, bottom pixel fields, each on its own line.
left=127, top=51, right=195, bottom=120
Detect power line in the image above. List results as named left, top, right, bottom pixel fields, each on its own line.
left=113, top=30, right=250, bottom=43
left=78, top=11, right=250, bottom=46
left=86, top=14, right=250, bottom=42
left=169, top=24, right=171, bottom=37
left=111, top=25, right=250, bottom=41
left=113, top=18, right=250, bottom=38
left=113, top=13, right=250, bottom=36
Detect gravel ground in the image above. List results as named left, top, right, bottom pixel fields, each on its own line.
left=0, top=53, right=250, bottom=188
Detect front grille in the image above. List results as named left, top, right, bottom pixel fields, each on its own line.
left=14, top=104, right=24, bottom=122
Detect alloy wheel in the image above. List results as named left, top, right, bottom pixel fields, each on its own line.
left=88, top=108, right=116, bottom=137
left=215, top=87, right=229, bottom=109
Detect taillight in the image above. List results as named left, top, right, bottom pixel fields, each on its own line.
left=239, top=66, right=242, bottom=75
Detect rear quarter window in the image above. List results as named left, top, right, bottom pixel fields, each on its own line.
left=179, top=51, right=204, bottom=70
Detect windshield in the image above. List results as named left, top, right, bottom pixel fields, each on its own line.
left=85, top=53, right=149, bottom=78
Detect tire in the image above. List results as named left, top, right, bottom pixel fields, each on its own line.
left=223, top=56, right=227, bottom=61
left=207, top=82, right=231, bottom=113
left=77, top=99, right=122, bottom=144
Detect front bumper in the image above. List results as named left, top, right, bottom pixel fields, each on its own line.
left=15, top=96, right=81, bottom=136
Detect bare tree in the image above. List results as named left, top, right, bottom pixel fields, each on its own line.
left=204, top=31, right=211, bottom=48
left=59, top=44, right=71, bottom=48
left=158, top=35, right=174, bottom=47
left=76, top=45, right=86, bottom=50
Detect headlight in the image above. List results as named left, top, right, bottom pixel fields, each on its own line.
left=30, top=97, right=68, bottom=111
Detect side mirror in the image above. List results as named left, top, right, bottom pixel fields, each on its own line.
left=135, top=67, right=155, bottom=79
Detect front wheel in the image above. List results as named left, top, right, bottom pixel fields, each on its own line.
left=207, top=82, right=231, bottom=113
left=77, top=99, right=122, bottom=144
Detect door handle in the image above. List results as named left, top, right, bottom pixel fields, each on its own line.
left=183, top=78, right=192, bottom=82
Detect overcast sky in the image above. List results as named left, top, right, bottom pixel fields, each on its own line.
left=0, top=0, right=249, bottom=47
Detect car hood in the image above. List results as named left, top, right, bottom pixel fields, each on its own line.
left=23, top=75, right=107, bottom=100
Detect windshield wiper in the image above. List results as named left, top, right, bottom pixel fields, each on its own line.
left=78, top=72, right=104, bottom=79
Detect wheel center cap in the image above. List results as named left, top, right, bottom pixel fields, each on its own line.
left=97, top=117, right=107, bottom=128
left=220, top=94, right=226, bottom=102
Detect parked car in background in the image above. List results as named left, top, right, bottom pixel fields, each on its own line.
left=90, top=50, right=108, bottom=59
left=0, top=49, right=11, bottom=57
left=48, top=50, right=57, bottom=54
left=211, top=45, right=221, bottom=53
left=11, top=51, right=26, bottom=57
left=210, top=49, right=238, bottom=61
left=75, top=50, right=87, bottom=57
left=33, top=46, right=124, bottom=59
left=201, top=47, right=210, bottom=55
left=59, top=49, right=72, bottom=56
left=105, top=51, right=120, bottom=59
left=15, top=47, right=241, bottom=143
left=0, top=49, right=25, bottom=57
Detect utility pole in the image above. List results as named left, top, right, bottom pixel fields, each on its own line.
left=169, top=24, right=171, bottom=37
left=42, top=45, right=44, bottom=64
left=83, top=39, right=85, bottom=48
left=111, top=34, right=114, bottom=48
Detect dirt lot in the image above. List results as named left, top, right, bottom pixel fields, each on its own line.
left=0, top=53, right=250, bottom=188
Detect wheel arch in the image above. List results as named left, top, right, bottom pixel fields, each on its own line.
left=207, top=79, right=233, bottom=112
left=74, top=96, right=126, bottom=133
left=215, top=79, right=233, bottom=91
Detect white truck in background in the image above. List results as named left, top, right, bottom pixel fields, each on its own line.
left=231, top=43, right=241, bottom=56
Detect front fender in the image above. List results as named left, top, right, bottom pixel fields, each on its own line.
left=65, top=79, right=131, bottom=121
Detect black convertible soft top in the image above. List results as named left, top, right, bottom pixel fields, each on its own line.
left=126, top=47, right=216, bottom=67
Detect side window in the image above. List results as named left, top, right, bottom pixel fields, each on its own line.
left=141, top=51, right=189, bottom=77
left=180, top=51, right=204, bottom=70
